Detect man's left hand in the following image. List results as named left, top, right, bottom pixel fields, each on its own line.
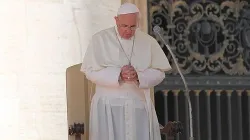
left=127, top=66, right=138, bottom=81
left=121, top=65, right=138, bottom=81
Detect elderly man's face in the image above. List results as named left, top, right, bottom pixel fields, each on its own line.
left=115, top=13, right=138, bottom=39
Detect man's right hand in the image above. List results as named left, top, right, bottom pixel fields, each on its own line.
left=120, top=65, right=130, bottom=81
left=120, top=65, right=138, bottom=81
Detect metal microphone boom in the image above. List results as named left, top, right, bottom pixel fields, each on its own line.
left=153, top=25, right=194, bottom=140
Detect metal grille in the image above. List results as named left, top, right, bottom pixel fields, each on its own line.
left=147, top=0, right=250, bottom=140
left=155, top=90, right=250, bottom=140
left=148, top=0, right=250, bottom=75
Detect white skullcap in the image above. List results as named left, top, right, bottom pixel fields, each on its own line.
left=117, top=3, right=140, bottom=15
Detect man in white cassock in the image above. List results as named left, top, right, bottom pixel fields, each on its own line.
left=80, top=2, right=172, bottom=140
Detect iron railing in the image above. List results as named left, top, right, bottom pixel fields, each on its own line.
left=155, top=89, right=250, bottom=140
left=148, top=0, right=250, bottom=140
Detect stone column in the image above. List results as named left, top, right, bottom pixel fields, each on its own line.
left=121, top=0, right=148, bottom=33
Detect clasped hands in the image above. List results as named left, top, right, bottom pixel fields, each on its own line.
left=120, top=65, right=138, bottom=82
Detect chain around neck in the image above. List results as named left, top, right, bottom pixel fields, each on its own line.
left=114, top=27, right=135, bottom=65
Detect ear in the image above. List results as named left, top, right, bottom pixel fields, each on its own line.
left=136, top=17, right=140, bottom=27
left=114, top=16, right=119, bottom=25
left=114, top=16, right=118, bottom=21
left=136, top=13, right=140, bottom=26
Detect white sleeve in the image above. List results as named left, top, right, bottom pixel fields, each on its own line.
left=137, top=68, right=165, bottom=89
left=82, top=67, right=121, bottom=87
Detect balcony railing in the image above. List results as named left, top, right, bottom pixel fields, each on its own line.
left=155, top=81, right=250, bottom=140
left=148, top=0, right=250, bottom=140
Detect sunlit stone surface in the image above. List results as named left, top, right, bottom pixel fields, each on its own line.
left=0, top=0, right=120, bottom=139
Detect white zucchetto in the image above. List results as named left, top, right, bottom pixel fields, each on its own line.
left=117, top=3, right=140, bottom=15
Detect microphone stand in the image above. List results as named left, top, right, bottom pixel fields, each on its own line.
left=153, top=26, right=194, bottom=140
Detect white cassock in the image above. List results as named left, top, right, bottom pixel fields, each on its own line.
left=80, top=26, right=172, bottom=140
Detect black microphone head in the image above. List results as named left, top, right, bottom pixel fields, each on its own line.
left=153, top=25, right=161, bottom=33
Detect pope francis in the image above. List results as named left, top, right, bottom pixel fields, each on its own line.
left=80, top=2, right=172, bottom=140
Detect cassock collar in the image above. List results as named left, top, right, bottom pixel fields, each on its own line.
left=114, top=26, right=138, bottom=41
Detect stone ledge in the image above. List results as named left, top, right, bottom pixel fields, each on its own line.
left=155, top=75, right=250, bottom=91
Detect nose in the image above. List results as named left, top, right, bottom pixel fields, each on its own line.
left=125, top=29, right=132, bottom=34
left=126, top=27, right=134, bottom=33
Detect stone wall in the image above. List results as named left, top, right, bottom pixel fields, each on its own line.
left=0, top=0, right=120, bottom=139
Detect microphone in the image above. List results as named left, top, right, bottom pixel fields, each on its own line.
left=153, top=26, right=194, bottom=140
